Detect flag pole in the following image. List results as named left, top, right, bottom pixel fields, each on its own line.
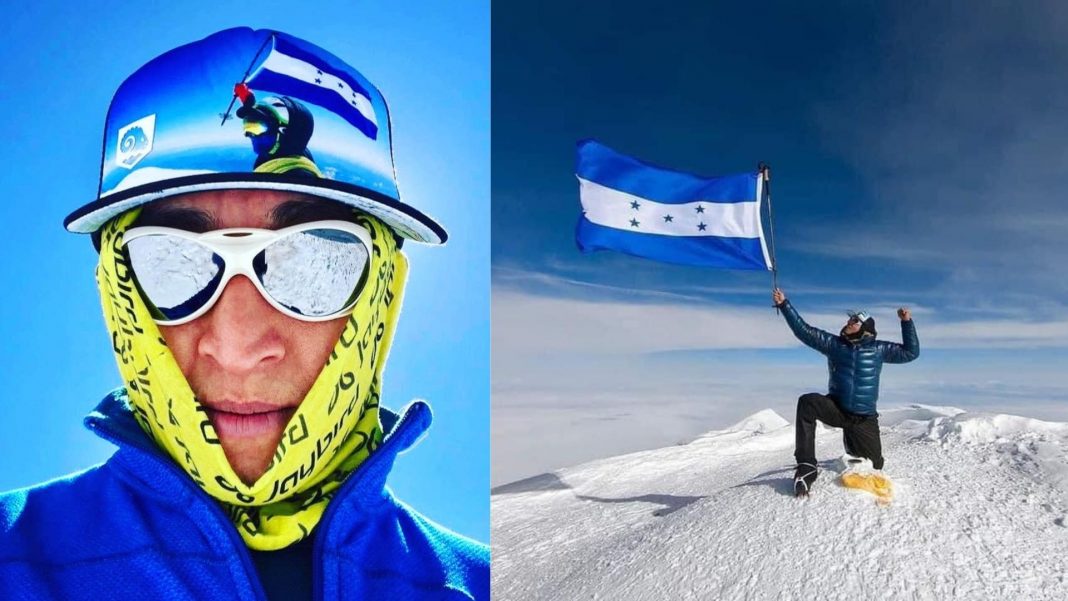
left=759, top=162, right=779, bottom=313
left=220, top=32, right=277, bottom=125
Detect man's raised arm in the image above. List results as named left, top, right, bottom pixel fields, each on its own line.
left=881, top=307, right=920, bottom=364
left=773, top=288, right=837, bottom=356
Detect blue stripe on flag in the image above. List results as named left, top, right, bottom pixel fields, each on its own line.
left=246, top=70, right=379, bottom=139
left=272, top=36, right=375, bottom=102
left=576, top=139, right=756, bottom=204
left=575, top=217, right=769, bottom=270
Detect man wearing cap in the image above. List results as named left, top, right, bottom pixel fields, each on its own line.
left=0, top=28, right=488, bottom=600
left=772, top=288, right=920, bottom=497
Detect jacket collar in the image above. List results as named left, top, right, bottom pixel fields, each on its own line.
left=83, top=388, right=432, bottom=511
left=840, top=332, right=876, bottom=347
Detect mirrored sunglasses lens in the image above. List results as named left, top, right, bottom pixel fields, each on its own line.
left=125, top=235, right=224, bottom=322
left=258, top=228, right=369, bottom=317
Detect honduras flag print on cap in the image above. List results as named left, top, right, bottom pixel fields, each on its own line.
left=65, top=27, right=447, bottom=244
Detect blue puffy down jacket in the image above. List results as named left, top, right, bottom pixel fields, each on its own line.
left=780, top=300, right=919, bottom=415
left=0, top=389, right=489, bottom=601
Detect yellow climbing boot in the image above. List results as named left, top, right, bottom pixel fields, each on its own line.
left=841, top=471, right=893, bottom=504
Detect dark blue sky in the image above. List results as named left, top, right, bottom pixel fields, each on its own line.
left=493, top=0, right=1068, bottom=313
left=492, top=0, right=1068, bottom=482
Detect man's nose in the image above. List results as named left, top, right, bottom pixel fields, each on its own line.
left=195, top=275, right=286, bottom=373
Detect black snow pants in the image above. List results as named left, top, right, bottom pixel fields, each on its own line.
left=794, top=393, right=884, bottom=470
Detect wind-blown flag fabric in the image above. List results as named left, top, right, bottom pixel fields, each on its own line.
left=575, top=140, right=772, bottom=270
left=246, top=36, right=379, bottom=139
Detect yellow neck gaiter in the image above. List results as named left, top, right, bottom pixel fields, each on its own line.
left=255, top=156, right=324, bottom=177
left=95, top=208, right=408, bottom=551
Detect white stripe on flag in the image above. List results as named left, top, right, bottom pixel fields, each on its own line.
left=259, top=50, right=377, bottom=126
left=578, top=177, right=763, bottom=238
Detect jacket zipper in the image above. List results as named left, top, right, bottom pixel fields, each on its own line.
left=311, top=403, right=424, bottom=601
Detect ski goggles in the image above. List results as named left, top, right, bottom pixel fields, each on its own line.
left=846, top=310, right=870, bottom=324
left=122, top=220, right=372, bottom=325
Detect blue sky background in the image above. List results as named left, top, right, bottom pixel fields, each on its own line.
left=0, top=0, right=488, bottom=541
left=493, top=0, right=1068, bottom=485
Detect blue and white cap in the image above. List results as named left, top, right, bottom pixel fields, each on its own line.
left=65, top=27, right=447, bottom=244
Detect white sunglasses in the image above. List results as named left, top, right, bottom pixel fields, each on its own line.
left=121, top=220, right=373, bottom=325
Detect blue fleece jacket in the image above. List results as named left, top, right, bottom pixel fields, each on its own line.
left=0, top=390, right=489, bottom=600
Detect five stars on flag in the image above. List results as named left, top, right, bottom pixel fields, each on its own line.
left=617, top=199, right=713, bottom=233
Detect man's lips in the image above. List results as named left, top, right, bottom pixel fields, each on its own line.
left=201, top=401, right=297, bottom=439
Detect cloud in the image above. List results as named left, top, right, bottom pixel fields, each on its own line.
left=495, top=263, right=921, bottom=300
left=494, top=288, right=801, bottom=356
left=492, top=268, right=1068, bottom=484
left=494, top=269, right=1068, bottom=356
left=921, top=319, right=1068, bottom=349
left=490, top=2, right=1068, bottom=485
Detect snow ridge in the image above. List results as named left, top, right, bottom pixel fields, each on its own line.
left=492, top=404, right=1068, bottom=600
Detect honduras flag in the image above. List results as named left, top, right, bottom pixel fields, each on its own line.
left=576, top=140, right=773, bottom=270
left=246, top=36, right=379, bottom=139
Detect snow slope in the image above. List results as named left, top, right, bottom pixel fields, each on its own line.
left=491, top=405, right=1068, bottom=600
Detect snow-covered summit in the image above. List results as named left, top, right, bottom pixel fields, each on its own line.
left=492, top=404, right=1068, bottom=600
left=926, top=411, right=1068, bottom=444
left=716, top=408, right=790, bottom=435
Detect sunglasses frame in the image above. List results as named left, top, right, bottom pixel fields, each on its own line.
left=121, top=219, right=374, bottom=326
